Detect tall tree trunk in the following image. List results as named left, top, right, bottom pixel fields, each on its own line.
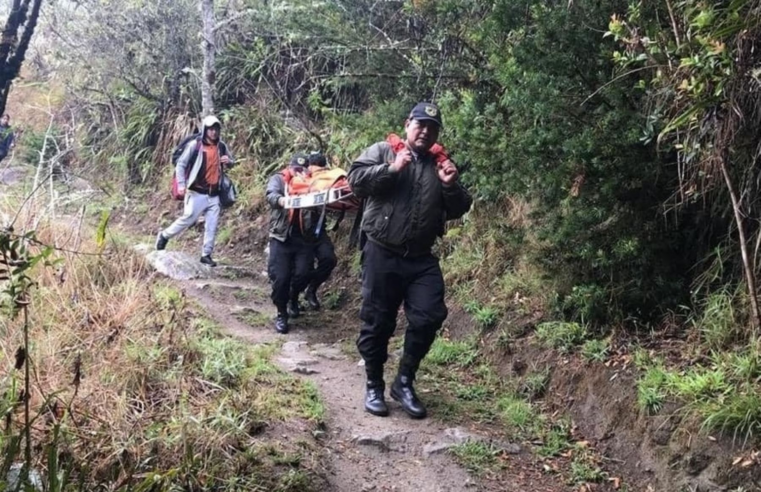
left=0, top=0, right=43, bottom=115
left=201, top=0, right=215, bottom=117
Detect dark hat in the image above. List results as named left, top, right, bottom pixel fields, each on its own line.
left=408, top=102, right=443, bottom=127
left=289, top=153, right=309, bottom=168
left=308, top=151, right=327, bottom=167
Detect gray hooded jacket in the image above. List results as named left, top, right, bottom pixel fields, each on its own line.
left=175, top=116, right=235, bottom=191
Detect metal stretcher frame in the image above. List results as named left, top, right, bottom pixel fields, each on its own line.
left=282, top=187, right=356, bottom=210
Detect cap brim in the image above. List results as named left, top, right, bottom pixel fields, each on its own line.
left=412, top=116, right=443, bottom=127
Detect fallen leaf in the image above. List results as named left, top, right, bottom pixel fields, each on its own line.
left=741, top=459, right=754, bottom=468
left=577, top=440, right=591, bottom=448
left=733, top=456, right=744, bottom=466
left=609, top=477, right=621, bottom=489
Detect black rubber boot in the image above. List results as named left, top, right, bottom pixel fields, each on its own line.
left=200, top=255, right=217, bottom=267
left=155, top=232, right=168, bottom=251
left=275, top=312, right=289, bottom=334
left=305, top=286, right=321, bottom=311
left=287, top=298, right=301, bottom=318
left=364, top=381, right=389, bottom=417
left=390, top=355, right=427, bottom=419
left=364, top=363, right=388, bottom=416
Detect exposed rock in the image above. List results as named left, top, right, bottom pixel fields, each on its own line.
left=422, top=441, right=455, bottom=458
left=278, top=341, right=320, bottom=373
left=351, top=431, right=410, bottom=453
left=310, top=343, right=346, bottom=361
left=441, top=427, right=521, bottom=455
left=493, top=440, right=522, bottom=455
left=443, top=427, right=477, bottom=444
left=6, top=463, right=43, bottom=491
left=230, top=305, right=263, bottom=316
left=282, top=341, right=309, bottom=353
left=143, top=249, right=213, bottom=281
left=352, top=435, right=390, bottom=452
left=0, top=167, right=29, bottom=186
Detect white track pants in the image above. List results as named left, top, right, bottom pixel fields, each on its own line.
left=162, top=190, right=221, bottom=257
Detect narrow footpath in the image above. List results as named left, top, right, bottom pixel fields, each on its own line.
left=143, top=248, right=569, bottom=492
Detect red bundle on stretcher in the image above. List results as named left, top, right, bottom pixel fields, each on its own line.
left=282, top=134, right=452, bottom=211
left=283, top=167, right=361, bottom=211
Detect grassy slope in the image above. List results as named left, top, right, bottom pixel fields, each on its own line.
left=0, top=188, right=328, bottom=491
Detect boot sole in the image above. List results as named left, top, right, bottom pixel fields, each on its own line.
left=390, top=388, right=427, bottom=419
left=365, top=405, right=389, bottom=417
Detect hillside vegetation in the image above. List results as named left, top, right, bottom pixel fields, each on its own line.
left=3, top=0, right=761, bottom=490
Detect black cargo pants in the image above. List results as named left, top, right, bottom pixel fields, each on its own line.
left=268, top=236, right=314, bottom=313
left=307, top=234, right=337, bottom=292
left=357, top=240, right=448, bottom=374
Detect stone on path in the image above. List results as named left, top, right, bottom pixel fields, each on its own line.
left=310, top=343, right=346, bottom=361
left=140, top=247, right=213, bottom=281
left=422, top=441, right=455, bottom=458
left=420, top=427, right=521, bottom=459
left=351, top=431, right=410, bottom=453
left=0, top=167, right=29, bottom=186
left=278, top=341, right=321, bottom=374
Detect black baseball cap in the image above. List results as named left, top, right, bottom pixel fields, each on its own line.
left=289, top=153, right=309, bottom=168
left=408, top=102, right=443, bottom=127
left=308, top=152, right=327, bottom=167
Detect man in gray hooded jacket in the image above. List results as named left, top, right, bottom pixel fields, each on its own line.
left=155, top=115, right=235, bottom=266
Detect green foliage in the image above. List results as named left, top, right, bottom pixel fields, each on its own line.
left=321, top=289, right=344, bottom=310
left=581, top=339, right=610, bottom=363
left=496, top=395, right=536, bottom=433
left=520, top=368, right=550, bottom=400
left=450, top=441, right=501, bottom=475
left=424, top=337, right=478, bottom=367
left=694, top=288, right=741, bottom=349
left=538, top=420, right=572, bottom=457
left=570, top=456, right=605, bottom=485
left=637, top=365, right=669, bottom=415
left=464, top=300, right=500, bottom=329
left=535, top=321, right=588, bottom=353
left=19, top=126, right=62, bottom=165
left=697, top=387, right=761, bottom=442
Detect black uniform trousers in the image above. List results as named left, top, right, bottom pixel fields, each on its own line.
left=268, top=236, right=314, bottom=313
left=307, top=234, right=337, bottom=292
left=357, top=240, right=448, bottom=374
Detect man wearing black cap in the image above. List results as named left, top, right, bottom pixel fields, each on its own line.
left=265, top=153, right=316, bottom=334
left=302, top=151, right=338, bottom=310
left=348, top=102, right=472, bottom=418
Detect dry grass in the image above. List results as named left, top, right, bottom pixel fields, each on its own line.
left=0, top=200, right=327, bottom=490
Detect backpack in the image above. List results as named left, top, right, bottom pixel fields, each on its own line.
left=171, top=133, right=201, bottom=165
left=170, top=135, right=202, bottom=201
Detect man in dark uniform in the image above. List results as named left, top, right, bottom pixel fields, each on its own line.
left=265, top=153, right=316, bottom=334
left=302, top=151, right=338, bottom=310
left=348, top=102, right=472, bottom=418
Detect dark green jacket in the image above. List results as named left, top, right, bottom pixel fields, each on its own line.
left=348, top=142, right=472, bottom=255
left=266, top=172, right=320, bottom=243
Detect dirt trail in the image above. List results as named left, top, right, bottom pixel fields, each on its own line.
left=153, top=251, right=562, bottom=492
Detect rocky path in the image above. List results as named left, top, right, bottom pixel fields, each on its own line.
left=143, top=249, right=558, bottom=492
